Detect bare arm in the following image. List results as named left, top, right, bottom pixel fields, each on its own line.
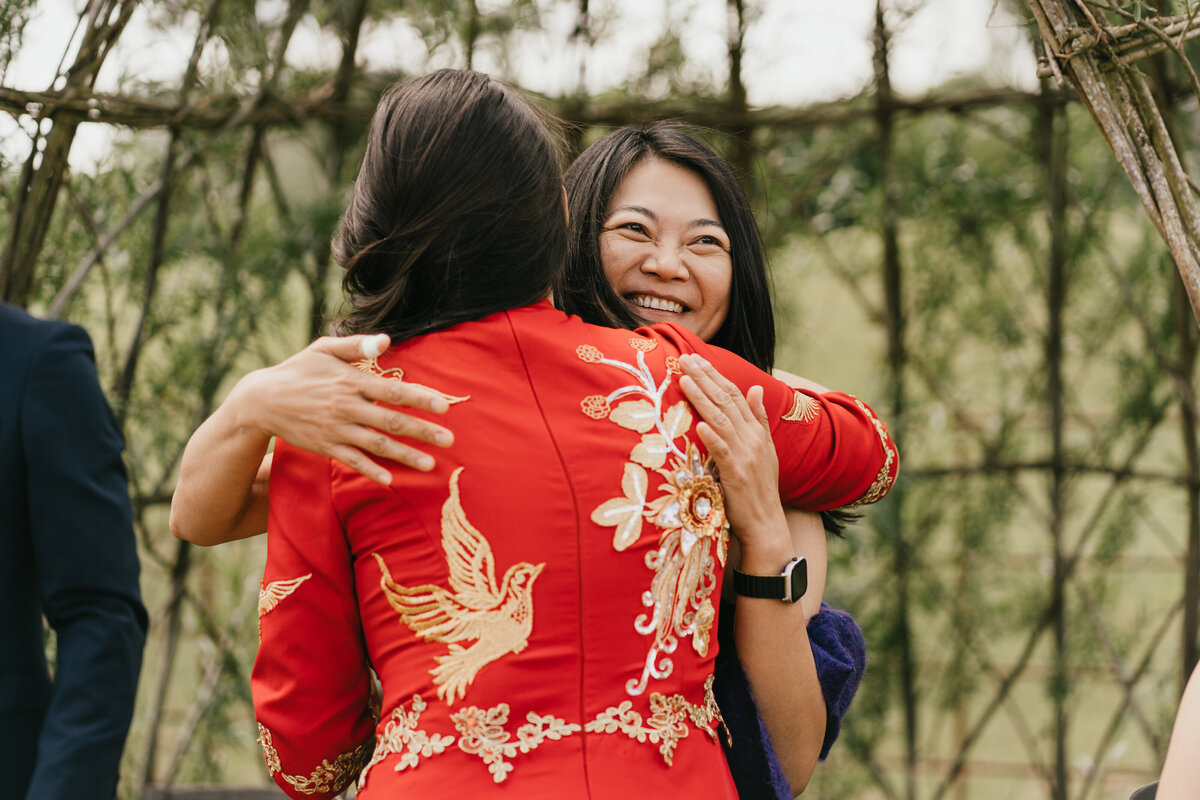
left=772, top=366, right=829, bottom=396
left=1158, top=664, right=1200, bottom=799
left=170, top=334, right=454, bottom=546
left=679, top=356, right=826, bottom=794
left=725, top=510, right=827, bottom=619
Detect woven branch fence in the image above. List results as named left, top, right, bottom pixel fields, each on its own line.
left=1027, top=0, right=1200, bottom=323
left=2, top=1, right=1200, bottom=799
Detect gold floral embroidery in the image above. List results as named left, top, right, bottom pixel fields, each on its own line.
left=344, top=689, right=718, bottom=784
left=845, top=398, right=898, bottom=508
left=576, top=344, right=604, bottom=363
left=590, top=462, right=650, bottom=551
left=584, top=677, right=725, bottom=766
left=641, top=444, right=726, bottom=661
left=581, top=394, right=611, bottom=419
left=691, top=673, right=730, bottom=746
left=354, top=356, right=470, bottom=405
left=258, top=723, right=281, bottom=774
left=452, top=703, right=582, bottom=783
left=359, top=695, right=454, bottom=790
left=258, top=723, right=372, bottom=796
left=283, top=744, right=373, bottom=795
left=629, top=336, right=658, bottom=352
left=577, top=343, right=729, bottom=696
left=781, top=390, right=820, bottom=423
left=258, top=574, right=312, bottom=633
left=374, top=468, right=545, bottom=703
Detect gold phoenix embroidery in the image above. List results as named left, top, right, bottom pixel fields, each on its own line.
left=359, top=695, right=454, bottom=790
left=579, top=337, right=729, bottom=696
left=258, top=574, right=313, bottom=633
left=357, top=686, right=719, bottom=783
left=354, top=356, right=470, bottom=405
left=258, top=723, right=372, bottom=796
left=781, top=390, right=820, bottom=423
left=374, top=467, right=545, bottom=703
left=845, top=398, right=897, bottom=508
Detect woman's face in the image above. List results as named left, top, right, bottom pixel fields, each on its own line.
left=600, top=158, right=733, bottom=343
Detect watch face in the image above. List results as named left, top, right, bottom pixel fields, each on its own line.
left=788, top=557, right=808, bottom=603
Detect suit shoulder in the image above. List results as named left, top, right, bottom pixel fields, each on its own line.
left=2, top=308, right=102, bottom=423
left=0, top=305, right=90, bottom=394
left=0, top=302, right=91, bottom=354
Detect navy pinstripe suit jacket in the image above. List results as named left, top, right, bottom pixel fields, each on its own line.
left=0, top=302, right=146, bottom=799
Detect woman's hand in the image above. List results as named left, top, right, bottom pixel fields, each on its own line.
left=680, top=354, right=829, bottom=791
left=171, top=333, right=455, bottom=546
left=236, top=333, right=455, bottom=485
left=677, top=354, right=791, bottom=567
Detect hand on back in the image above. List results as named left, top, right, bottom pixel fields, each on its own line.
left=243, top=334, right=454, bottom=484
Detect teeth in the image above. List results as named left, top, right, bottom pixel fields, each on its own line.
left=630, top=295, right=684, bottom=313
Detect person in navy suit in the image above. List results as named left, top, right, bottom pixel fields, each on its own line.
left=0, top=301, right=148, bottom=799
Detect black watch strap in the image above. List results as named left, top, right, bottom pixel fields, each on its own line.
left=732, top=557, right=807, bottom=604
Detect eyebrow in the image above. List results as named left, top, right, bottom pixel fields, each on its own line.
left=608, top=205, right=726, bottom=230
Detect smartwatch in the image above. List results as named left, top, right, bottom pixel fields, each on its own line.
left=732, top=556, right=807, bottom=604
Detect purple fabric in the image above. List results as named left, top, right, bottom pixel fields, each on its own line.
left=714, top=601, right=867, bottom=800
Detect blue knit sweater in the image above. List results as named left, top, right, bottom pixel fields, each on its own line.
left=713, top=601, right=867, bottom=800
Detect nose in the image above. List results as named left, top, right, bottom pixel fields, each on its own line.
left=640, top=245, right=689, bottom=281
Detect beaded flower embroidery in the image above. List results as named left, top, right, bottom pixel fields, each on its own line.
left=579, top=337, right=729, bottom=696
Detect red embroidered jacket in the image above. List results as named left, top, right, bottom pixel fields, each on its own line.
left=252, top=301, right=897, bottom=799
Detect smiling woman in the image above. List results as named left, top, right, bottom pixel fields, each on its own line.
left=599, top=157, right=733, bottom=342
left=558, top=124, right=777, bottom=373
left=555, top=123, right=870, bottom=799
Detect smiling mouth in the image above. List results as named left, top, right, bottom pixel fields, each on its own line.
left=628, top=294, right=685, bottom=314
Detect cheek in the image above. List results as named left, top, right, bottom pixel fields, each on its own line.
left=704, top=261, right=733, bottom=332
left=691, top=261, right=734, bottom=340
left=599, top=237, right=637, bottom=286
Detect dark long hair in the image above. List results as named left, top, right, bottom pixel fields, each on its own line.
left=558, top=125, right=858, bottom=535
left=334, top=69, right=566, bottom=341
left=556, top=123, right=775, bottom=372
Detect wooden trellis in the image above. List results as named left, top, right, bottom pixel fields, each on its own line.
left=1026, top=0, right=1200, bottom=323
left=1023, top=8, right=1200, bottom=800
left=4, top=2, right=1200, bottom=800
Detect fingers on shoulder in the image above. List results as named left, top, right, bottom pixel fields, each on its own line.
left=310, top=333, right=391, bottom=361
left=746, top=385, right=771, bottom=426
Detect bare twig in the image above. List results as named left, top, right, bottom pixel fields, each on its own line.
left=0, top=0, right=137, bottom=306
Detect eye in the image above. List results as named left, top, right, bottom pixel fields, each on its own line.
left=690, top=234, right=729, bottom=252
left=603, top=220, right=653, bottom=243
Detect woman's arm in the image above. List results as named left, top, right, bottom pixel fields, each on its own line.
left=1157, top=664, right=1200, bottom=799
left=726, top=507, right=828, bottom=618
left=170, top=334, right=454, bottom=546
left=252, top=439, right=375, bottom=800
left=679, top=358, right=827, bottom=793
left=772, top=366, right=830, bottom=396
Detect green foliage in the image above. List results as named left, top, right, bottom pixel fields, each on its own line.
left=753, top=60, right=1196, bottom=791
left=0, top=0, right=33, bottom=82
left=5, top=2, right=1200, bottom=797
left=622, top=0, right=719, bottom=101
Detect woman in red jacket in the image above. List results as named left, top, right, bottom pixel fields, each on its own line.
left=242, top=68, right=895, bottom=799
left=175, top=99, right=874, bottom=800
